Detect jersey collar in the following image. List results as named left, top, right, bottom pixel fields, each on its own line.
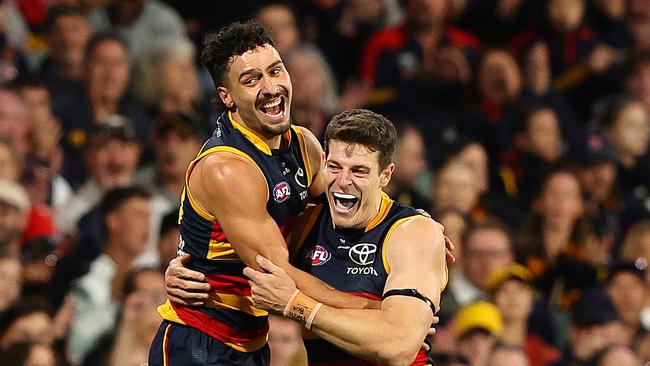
left=228, top=111, right=292, bottom=156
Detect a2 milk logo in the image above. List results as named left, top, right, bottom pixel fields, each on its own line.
left=306, top=245, right=331, bottom=266
left=273, top=181, right=291, bottom=203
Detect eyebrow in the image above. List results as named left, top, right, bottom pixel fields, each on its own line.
left=238, top=60, right=284, bottom=81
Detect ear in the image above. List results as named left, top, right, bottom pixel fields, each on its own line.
left=379, top=163, right=395, bottom=188
left=105, top=212, right=118, bottom=233
left=217, top=86, right=234, bottom=109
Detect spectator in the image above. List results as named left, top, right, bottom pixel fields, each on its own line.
left=554, top=287, right=623, bottom=365
left=576, top=132, right=621, bottom=256
left=55, top=34, right=148, bottom=187
left=360, top=0, right=480, bottom=111
left=498, top=105, right=563, bottom=210
left=590, top=345, right=642, bottom=366
left=283, top=43, right=343, bottom=140
left=486, top=264, right=560, bottom=366
left=455, top=301, right=503, bottom=366
left=133, top=36, right=206, bottom=120
left=55, top=117, right=141, bottom=236
left=0, top=295, right=54, bottom=350
left=620, top=220, right=650, bottom=285
left=256, top=2, right=300, bottom=55
left=39, top=5, right=93, bottom=93
left=516, top=168, right=603, bottom=309
left=0, top=89, right=31, bottom=162
left=384, top=123, right=430, bottom=209
left=0, top=257, right=22, bottom=313
left=86, top=0, right=185, bottom=58
left=488, top=344, right=531, bottom=366
left=134, top=113, right=207, bottom=265
left=67, top=186, right=151, bottom=364
left=15, top=80, right=71, bottom=208
left=603, top=261, right=649, bottom=351
left=0, top=179, right=30, bottom=258
left=0, top=138, right=20, bottom=181
left=442, top=217, right=514, bottom=312
left=0, top=342, right=57, bottom=366
left=431, top=161, right=480, bottom=218
left=156, top=208, right=179, bottom=271
left=84, top=267, right=165, bottom=366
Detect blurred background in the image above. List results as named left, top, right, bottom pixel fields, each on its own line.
left=0, top=0, right=649, bottom=365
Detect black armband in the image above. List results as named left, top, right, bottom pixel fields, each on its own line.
left=382, top=288, right=436, bottom=316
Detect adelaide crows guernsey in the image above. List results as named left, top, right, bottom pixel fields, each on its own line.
left=157, top=111, right=313, bottom=352
left=291, top=192, right=441, bottom=366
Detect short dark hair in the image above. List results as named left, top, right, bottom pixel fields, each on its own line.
left=324, top=109, right=397, bottom=170
left=201, top=20, right=274, bottom=91
left=159, top=208, right=179, bottom=237
left=100, top=186, right=150, bottom=217
left=44, top=4, right=87, bottom=32
left=84, top=33, right=129, bottom=64
left=462, top=216, right=513, bottom=251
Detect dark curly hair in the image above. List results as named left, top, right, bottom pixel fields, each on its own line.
left=325, top=109, right=397, bottom=170
left=201, top=20, right=274, bottom=94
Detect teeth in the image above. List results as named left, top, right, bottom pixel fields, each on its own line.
left=261, top=98, right=281, bottom=109
left=333, top=193, right=356, bottom=200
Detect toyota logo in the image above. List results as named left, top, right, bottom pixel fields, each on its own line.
left=349, top=243, right=377, bottom=266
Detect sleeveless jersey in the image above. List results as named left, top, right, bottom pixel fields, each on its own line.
left=291, top=192, right=441, bottom=366
left=157, top=111, right=313, bottom=352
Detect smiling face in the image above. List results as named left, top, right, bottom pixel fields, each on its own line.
left=218, top=44, right=292, bottom=140
left=324, top=140, right=394, bottom=229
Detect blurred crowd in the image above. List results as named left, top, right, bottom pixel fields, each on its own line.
left=0, top=0, right=649, bottom=365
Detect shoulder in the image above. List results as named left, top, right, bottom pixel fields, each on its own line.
left=387, top=215, right=444, bottom=254
left=195, top=151, right=267, bottom=192
left=294, top=126, right=323, bottom=154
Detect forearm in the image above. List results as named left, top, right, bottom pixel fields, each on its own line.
left=308, top=306, right=426, bottom=366
left=287, top=267, right=380, bottom=309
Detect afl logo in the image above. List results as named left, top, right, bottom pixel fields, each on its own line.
left=349, top=243, right=377, bottom=266
left=306, top=245, right=331, bottom=266
left=273, top=181, right=291, bottom=203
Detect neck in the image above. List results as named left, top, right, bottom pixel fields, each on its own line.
left=157, top=171, right=185, bottom=197
left=542, top=225, right=571, bottom=259
left=104, top=241, right=135, bottom=270
left=231, top=111, right=283, bottom=149
left=500, top=320, right=528, bottom=347
left=56, top=58, right=84, bottom=81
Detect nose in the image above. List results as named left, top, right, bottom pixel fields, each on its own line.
left=335, top=169, right=353, bottom=187
left=260, top=76, right=278, bottom=96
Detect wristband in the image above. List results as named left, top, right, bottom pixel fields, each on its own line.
left=283, top=290, right=322, bottom=328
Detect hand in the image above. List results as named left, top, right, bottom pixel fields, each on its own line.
left=421, top=316, right=440, bottom=351
left=165, top=253, right=211, bottom=306
left=444, top=235, right=456, bottom=264
left=244, top=255, right=297, bottom=314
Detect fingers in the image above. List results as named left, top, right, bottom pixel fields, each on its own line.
left=427, top=327, right=437, bottom=336
left=166, top=286, right=209, bottom=306
left=256, top=255, right=282, bottom=275
left=431, top=316, right=439, bottom=324
left=178, top=252, right=192, bottom=265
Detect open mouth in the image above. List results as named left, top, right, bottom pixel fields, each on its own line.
left=258, top=96, right=285, bottom=118
left=332, top=192, right=359, bottom=213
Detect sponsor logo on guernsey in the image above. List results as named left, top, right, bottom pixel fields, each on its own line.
left=346, top=267, right=379, bottom=276
left=273, top=181, right=291, bottom=203
left=349, top=243, right=377, bottom=266
left=295, top=168, right=307, bottom=188
left=306, top=245, right=331, bottom=266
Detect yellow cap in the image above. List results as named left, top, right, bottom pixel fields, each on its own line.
left=455, top=301, right=503, bottom=338
left=486, top=263, right=532, bottom=296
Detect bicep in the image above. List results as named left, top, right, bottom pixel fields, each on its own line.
left=383, top=218, right=446, bottom=313
left=191, top=155, right=291, bottom=270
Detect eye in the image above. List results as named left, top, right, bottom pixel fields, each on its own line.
left=270, top=67, right=282, bottom=76
left=353, top=169, right=369, bottom=177
left=244, top=77, right=259, bottom=85
left=326, top=163, right=341, bottom=172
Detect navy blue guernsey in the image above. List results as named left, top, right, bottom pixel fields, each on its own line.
left=158, top=111, right=313, bottom=352
left=290, top=192, right=436, bottom=366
